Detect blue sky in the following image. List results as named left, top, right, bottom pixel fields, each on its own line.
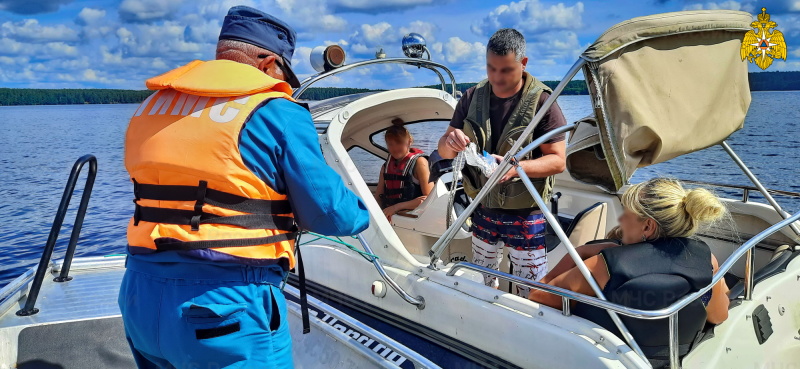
left=0, top=0, right=797, bottom=89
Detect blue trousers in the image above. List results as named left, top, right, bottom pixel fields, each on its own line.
left=118, top=257, right=294, bottom=369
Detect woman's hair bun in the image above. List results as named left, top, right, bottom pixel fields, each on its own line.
left=683, top=188, right=726, bottom=223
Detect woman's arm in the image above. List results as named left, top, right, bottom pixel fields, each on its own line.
left=539, top=242, right=619, bottom=284
left=705, top=254, right=730, bottom=324
left=530, top=255, right=611, bottom=309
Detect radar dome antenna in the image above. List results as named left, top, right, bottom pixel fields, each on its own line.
left=402, top=33, right=430, bottom=60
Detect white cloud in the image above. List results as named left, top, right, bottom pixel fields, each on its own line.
left=0, top=55, right=28, bottom=65
left=320, top=14, right=348, bottom=32
left=75, top=8, right=106, bottom=26
left=354, top=22, right=393, bottom=45
left=182, top=15, right=221, bottom=44
left=443, top=36, right=484, bottom=64
left=348, top=22, right=395, bottom=56
left=347, top=20, right=437, bottom=58
left=526, top=31, right=586, bottom=62
left=119, top=0, right=184, bottom=23
left=682, top=1, right=754, bottom=12
left=766, top=60, right=800, bottom=71
left=331, top=0, right=442, bottom=13
left=0, top=37, right=25, bottom=56
left=0, top=19, right=79, bottom=43
left=196, top=0, right=256, bottom=20
left=291, top=46, right=315, bottom=77
left=399, top=20, right=438, bottom=43
left=274, top=0, right=348, bottom=33
left=431, top=42, right=443, bottom=54
left=115, top=22, right=209, bottom=59
left=0, top=65, right=36, bottom=83
left=472, top=0, right=584, bottom=37
left=44, top=42, right=79, bottom=56
left=0, top=37, right=78, bottom=57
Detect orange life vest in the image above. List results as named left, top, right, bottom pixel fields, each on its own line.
left=382, top=148, right=425, bottom=207
left=124, top=59, right=300, bottom=269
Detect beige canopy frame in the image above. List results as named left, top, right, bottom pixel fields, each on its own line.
left=566, top=10, right=753, bottom=192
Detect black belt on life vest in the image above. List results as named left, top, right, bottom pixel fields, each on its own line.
left=132, top=179, right=298, bottom=250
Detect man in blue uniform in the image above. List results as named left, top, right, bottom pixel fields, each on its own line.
left=118, top=6, right=370, bottom=368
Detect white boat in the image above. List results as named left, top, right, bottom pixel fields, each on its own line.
left=1, top=9, right=799, bottom=369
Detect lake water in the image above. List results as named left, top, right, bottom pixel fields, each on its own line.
left=1, top=91, right=798, bottom=287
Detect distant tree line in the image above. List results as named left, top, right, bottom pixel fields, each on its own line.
left=0, top=88, right=152, bottom=106
left=296, top=87, right=381, bottom=100
left=418, top=80, right=590, bottom=95
left=747, top=71, right=800, bottom=91
left=0, top=71, right=797, bottom=105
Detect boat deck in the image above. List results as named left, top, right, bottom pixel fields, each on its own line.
left=0, top=256, right=443, bottom=369
left=0, top=256, right=133, bottom=369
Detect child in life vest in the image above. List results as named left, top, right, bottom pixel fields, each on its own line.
left=374, top=121, right=434, bottom=221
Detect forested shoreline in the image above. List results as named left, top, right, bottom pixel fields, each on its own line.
left=1, top=71, right=797, bottom=106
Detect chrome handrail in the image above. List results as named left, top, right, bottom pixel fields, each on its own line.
left=356, top=234, right=425, bottom=310
left=293, top=58, right=458, bottom=99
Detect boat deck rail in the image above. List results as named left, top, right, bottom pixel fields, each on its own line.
left=15, top=154, right=97, bottom=317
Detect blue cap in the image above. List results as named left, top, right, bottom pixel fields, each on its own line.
left=218, top=6, right=300, bottom=88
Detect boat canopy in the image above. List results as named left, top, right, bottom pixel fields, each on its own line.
left=566, top=10, right=753, bottom=192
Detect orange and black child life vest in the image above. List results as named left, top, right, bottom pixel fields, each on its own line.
left=124, top=59, right=302, bottom=270
left=381, top=148, right=426, bottom=208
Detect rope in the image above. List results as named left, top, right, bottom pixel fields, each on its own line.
left=298, top=231, right=379, bottom=262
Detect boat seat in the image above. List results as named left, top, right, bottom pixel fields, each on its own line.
left=546, top=202, right=608, bottom=252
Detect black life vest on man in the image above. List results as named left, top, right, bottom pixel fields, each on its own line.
left=572, top=237, right=713, bottom=368
left=382, top=148, right=426, bottom=207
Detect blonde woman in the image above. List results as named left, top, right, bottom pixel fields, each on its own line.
left=530, top=178, right=729, bottom=367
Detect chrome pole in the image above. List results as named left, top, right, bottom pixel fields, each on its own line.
left=421, top=65, right=447, bottom=93
left=516, top=164, right=650, bottom=364
left=721, top=141, right=800, bottom=237
left=669, top=314, right=680, bottom=369
left=743, top=248, right=756, bottom=300
left=357, top=234, right=426, bottom=309
left=562, top=297, right=571, bottom=316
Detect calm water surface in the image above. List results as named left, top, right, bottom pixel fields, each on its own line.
left=1, top=91, right=798, bottom=287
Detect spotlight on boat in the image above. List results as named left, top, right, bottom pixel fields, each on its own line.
left=402, top=33, right=430, bottom=60
left=310, top=44, right=346, bottom=73
left=375, top=47, right=386, bottom=59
